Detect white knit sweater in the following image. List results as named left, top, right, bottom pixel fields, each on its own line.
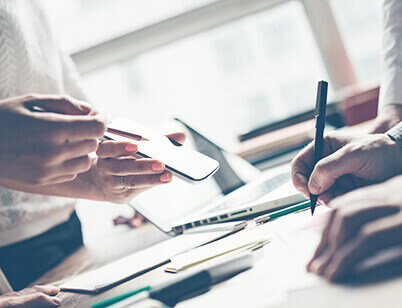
left=0, top=0, right=88, bottom=247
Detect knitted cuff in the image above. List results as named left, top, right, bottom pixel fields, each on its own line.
left=387, top=122, right=402, bottom=146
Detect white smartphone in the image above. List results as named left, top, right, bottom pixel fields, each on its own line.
left=104, top=119, right=220, bottom=182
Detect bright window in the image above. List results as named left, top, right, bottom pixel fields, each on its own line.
left=329, top=0, right=382, bottom=83
left=44, top=0, right=218, bottom=53
left=82, top=0, right=330, bottom=150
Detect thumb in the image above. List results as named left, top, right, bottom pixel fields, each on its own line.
left=308, top=147, right=361, bottom=195
left=25, top=95, right=92, bottom=115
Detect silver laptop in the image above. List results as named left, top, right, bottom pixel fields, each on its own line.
left=130, top=119, right=305, bottom=235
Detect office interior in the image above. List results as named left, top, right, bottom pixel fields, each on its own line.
left=44, top=0, right=382, bottom=244
left=5, top=0, right=401, bottom=307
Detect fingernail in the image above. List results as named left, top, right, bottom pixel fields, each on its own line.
left=152, top=162, right=164, bottom=171
left=53, top=297, right=62, bottom=306
left=159, top=173, right=171, bottom=183
left=79, top=101, right=92, bottom=113
left=309, top=180, right=321, bottom=194
left=125, top=144, right=138, bottom=153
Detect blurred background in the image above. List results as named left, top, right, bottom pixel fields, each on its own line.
left=43, top=0, right=381, bottom=150
left=41, top=0, right=382, bottom=242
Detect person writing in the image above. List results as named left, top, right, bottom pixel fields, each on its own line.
left=292, top=0, right=402, bottom=281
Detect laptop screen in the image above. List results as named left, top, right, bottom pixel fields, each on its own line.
left=130, top=119, right=260, bottom=233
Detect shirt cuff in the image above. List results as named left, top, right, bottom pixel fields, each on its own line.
left=387, top=122, right=402, bottom=146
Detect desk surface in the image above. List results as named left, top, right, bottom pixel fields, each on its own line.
left=34, top=209, right=402, bottom=308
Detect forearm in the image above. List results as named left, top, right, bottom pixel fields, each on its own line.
left=0, top=168, right=104, bottom=201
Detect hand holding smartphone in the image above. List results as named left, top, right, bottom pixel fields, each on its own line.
left=104, top=119, right=220, bottom=182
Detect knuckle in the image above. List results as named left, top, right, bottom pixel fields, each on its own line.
left=33, top=292, right=47, bottom=301
left=90, top=118, right=107, bottom=136
left=128, top=176, right=137, bottom=187
left=81, top=156, right=92, bottom=171
left=87, top=140, right=99, bottom=152
left=314, top=162, right=326, bottom=175
left=136, top=162, right=146, bottom=173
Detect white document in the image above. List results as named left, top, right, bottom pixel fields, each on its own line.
left=59, top=230, right=228, bottom=292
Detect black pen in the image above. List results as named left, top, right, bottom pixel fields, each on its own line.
left=310, top=81, right=328, bottom=215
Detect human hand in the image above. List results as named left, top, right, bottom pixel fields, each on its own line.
left=291, top=131, right=402, bottom=205
left=92, top=132, right=186, bottom=204
left=370, top=104, right=402, bottom=134
left=307, top=176, right=402, bottom=282
left=0, top=285, right=61, bottom=307
left=0, top=95, right=106, bottom=186
left=113, top=211, right=147, bottom=228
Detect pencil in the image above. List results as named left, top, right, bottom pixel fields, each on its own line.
left=310, top=81, right=328, bottom=215
left=106, top=127, right=149, bottom=141
left=254, top=200, right=312, bottom=225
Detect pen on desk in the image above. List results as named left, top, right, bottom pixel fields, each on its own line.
left=96, top=254, right=253, bottom=308
left=310, top=81, right=328, bottom=215
left=254, top=200, right=311, bottom=225
left=106, top=127, right=149, bottom=141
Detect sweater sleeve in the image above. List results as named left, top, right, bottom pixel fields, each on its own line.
left=379, top=0, right=402, bottom=109
left=387, top=122, right=402, bottom=146
left=59, top=49, right=90, bottom=102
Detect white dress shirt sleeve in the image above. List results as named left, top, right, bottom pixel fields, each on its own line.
left=379, top=0, right=402, bottom=109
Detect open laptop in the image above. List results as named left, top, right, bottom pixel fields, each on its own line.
left=130, top=119, right=305, bottom=235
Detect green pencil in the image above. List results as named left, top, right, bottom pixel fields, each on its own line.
left=254, top=200, right=312, bottom=225
left=92, top=286, right=151, bottom=308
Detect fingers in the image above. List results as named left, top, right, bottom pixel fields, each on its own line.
left=166, top=132, right=186, bottom=145
left=17, top=293, right=61, bottom=307
left=125, top=172, right=172, bottom=188
left=291, top=141, right=314, bottom=198
left=96, top=141, right=138, bottom=158
left=17, top=285, right=60, bottom=296
left=60, top=139, right=99, bottom=162
left=1, top=285, right=61, bottom=307
left=97, top=158, right=165, bottom=176
left=308, top=185, right=401, bottom=280
left=41, top=114, right=107, bottom=143
left=307, top=146, right=361, bottom=195
left=323, top=214, right=402, bottom=281
left=106, top=171, right=172, bottom=189
left=306, top=209, right=337, bottom=271
left=31, top=156, right=93, bottom=185
left=25, top=94, right=93, bottom=115
left=130, top=211, right=148, bottom=228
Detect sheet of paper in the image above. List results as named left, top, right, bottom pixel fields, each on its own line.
left=167, top=228, right=271, bottom=272
left=178, top=209, right=326, bottom=308
left=59, top=231, right=228, bottom=292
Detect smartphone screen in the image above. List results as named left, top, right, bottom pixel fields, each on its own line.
left=104, top=119, right=220, bottom=182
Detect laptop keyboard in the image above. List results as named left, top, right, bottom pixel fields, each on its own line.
left=206, top=172, right=290, bottom=213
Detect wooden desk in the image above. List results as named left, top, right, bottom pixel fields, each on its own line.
left=35, top=211, right=402, bottom=308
